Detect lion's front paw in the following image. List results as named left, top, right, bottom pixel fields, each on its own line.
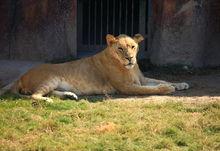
left=174, top=82, right=189, bottom=91
left=158, top=84, right=175, bottom=94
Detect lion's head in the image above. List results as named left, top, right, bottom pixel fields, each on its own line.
left=106, top=34, right=144, bottom=69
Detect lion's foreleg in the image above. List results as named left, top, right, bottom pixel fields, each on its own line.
left=141, top=77, right=189, bottom=91
left=118, top=84, right=175, bottom=95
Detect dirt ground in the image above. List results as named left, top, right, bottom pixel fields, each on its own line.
left=86, top=68, right=220, bottom=104
left=129, top=69, right=220, bottom=104
left=0, top=60, right=220, bottom=104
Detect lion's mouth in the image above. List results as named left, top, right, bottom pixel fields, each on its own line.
left=127, top=62, right=134, bottom=66
left=125, top=63, right=135, bottom=69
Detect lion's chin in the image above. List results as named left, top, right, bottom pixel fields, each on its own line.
left=125, top=64, right=135, bottom=69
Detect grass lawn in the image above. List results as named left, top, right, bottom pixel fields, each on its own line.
left=0, top=94, right=219, bottom=151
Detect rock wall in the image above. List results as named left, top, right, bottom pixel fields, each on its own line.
left=149, top=0, right=220, bottom=67
left=0, top=1, right=11, bottom=59
left=0, top=0, right=77, bottom=61
left=1, top=0, right=219, bottom=67
left=203, top=0, right=220, bottom=67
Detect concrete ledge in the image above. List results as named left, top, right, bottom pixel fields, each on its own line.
left=0, top=60, right=42, bottom=87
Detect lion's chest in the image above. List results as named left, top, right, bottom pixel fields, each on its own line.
left=127, top=71, right=141, bottom=85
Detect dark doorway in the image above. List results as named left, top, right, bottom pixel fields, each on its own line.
left=77, top=0, right=148, bottom=58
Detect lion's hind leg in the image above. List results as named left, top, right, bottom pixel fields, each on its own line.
left=31, top=93, right=53, bottom=103
left=31, top=80, right=60, bottom=103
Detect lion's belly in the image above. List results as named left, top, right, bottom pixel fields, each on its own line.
left=57, top=79, right=116, bottom=95
left=77, top=83, right=116, bottom=95
left=56, top=59, right=117, bottom=95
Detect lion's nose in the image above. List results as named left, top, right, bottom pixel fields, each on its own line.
left=125, top=56, right=133, bottom=62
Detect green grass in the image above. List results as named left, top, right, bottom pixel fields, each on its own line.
left=0, top=94, right=219, bottom=151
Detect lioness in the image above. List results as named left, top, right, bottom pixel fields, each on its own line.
left=0, top=34, right=189, bottom=102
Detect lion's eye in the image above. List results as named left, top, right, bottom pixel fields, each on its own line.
left=118, top=47, right=123, bottom=51
left=132, top=46, right=135, bottom=49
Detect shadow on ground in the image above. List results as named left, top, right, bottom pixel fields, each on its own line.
left=145, top=69, right=220, bottom=97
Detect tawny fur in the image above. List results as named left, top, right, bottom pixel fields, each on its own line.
left=1, top=34, right=189, bottom=102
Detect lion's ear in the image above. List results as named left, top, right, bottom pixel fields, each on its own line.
left=106, top=34, right=118, bottom=46
left=133, top=34, right=144, bottom=43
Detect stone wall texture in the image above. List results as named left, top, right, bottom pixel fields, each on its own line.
left=149, top=0, right=220, bottom=67
left=0, top=0, right=77, bottom=61
left=0, top=0, right=219, bottom=67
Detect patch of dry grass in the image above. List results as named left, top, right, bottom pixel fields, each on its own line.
left=0, top=94, right=219, bottom=151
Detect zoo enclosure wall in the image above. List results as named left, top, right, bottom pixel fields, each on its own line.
left=0, top=0, right=219, bottom=67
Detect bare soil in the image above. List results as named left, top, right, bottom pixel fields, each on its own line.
left=138, top=69, right=220, bottom=103
left=149, top=69, right=220, bottom=97
left=75, top=68, right=220, bottom=104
